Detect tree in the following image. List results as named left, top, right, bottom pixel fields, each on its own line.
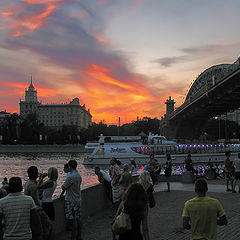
left=19, top=113, right=42, bottom=144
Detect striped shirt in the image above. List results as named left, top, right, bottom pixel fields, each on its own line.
left=0, top=193, right=36, bottom=240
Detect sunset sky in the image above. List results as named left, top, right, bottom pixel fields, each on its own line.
left=0, top=0, right=240, bottom=124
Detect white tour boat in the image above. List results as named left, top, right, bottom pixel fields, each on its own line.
left=83, top=134, right=240, bottom=165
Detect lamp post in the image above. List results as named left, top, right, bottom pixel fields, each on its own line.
left=215, top=116, right=220, bottom=140
left=118, top=117, right=120, bottom=136
left=218, top=117, right=221, bottom=139
left=225, top=113, right=228, bottom=140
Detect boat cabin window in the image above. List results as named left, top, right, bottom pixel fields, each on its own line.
left=100, top=136, right=142, bottom=143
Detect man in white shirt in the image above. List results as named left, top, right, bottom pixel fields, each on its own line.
left=233, top=153, right=240, bottom=193
left=62, top=160, right=82, bottom=240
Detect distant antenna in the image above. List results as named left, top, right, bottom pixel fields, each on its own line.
left=118, top=117, right=120, bottom=136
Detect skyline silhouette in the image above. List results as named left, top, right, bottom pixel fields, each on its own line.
left=0, top=0, right=239, bottom=124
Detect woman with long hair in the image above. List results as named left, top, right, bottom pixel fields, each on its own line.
left=118, top=164, right=133, bottom=200
left=139, top=171, right=155, bottom=208
left=115, top=183, right=150, bottom=240
left=37, top=167, right=58, bottom=220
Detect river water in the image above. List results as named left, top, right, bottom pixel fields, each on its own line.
left=0, top=152, right=225, bottom=196
left=0, top=152, right=100, bottom=196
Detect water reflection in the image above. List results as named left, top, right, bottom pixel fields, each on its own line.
left=0, top=153, right=224, bottom=196
left=0, top=153, right=99, bottom=196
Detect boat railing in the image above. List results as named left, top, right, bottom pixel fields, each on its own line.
left=131, top=143, right=240, bottom=155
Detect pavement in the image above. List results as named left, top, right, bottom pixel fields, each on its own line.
left=59, top=179, right=240, bottom=240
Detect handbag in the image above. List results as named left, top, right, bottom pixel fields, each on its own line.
left=112, top=208, right=132, bottom=235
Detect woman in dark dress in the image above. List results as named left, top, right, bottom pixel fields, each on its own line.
left=116, top=183, right=150, bottom=240
left=165, top=153, right=172, bottom=192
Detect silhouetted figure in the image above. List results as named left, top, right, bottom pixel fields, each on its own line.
left=95, top=166, right=113, bottom=203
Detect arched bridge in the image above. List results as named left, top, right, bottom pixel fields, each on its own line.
left=165, top=57, right=240, bottom=139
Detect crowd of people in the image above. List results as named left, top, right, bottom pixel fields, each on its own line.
left=93, top=154, right=174, bottom=240
left=0, top=150, right=239, bottom=240
left=93, top=150, right=240, bottom=240
left=0, top=159, right=82, bottom=240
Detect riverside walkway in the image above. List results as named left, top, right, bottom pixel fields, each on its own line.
left=59, top=179, right=240, bottom=240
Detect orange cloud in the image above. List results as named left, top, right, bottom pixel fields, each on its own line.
left=3, top=81, right=59, bottom=98
left=1, top=105, right=19, bottom=113
left=76, top=62, right=165, bottom=124
left=86, top=64, right=133, bottom=90
left=37, top=87, right=59, bottom=97
left=0, top=1, right=60, bottom=37
left=4, top=81, right=28, bottom=89
left=1, top=12, right=14, bottom=16
left=93, top=33, right=112, bottom=46
left=22, top=0, right=61, bottom=3
left=14, top=4, right=58, bottom=37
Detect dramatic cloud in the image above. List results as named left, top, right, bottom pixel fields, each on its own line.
left=1, top=1, right=239, bottom=123
left=0, top=0, right=64, bottom=37
left=0, top=0, right=167, bottom=123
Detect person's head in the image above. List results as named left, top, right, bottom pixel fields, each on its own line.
left=116, top=160, right=122, bottom=166
left=123, top=164, right=129, bottom=172
left=9, top=177, right=23, bottom=193
left=94, top=166, right=100, bottom=175
left=225, top=151, right=231, bottom=158
left=3, top=177, right=7, bottom=182
left=187, top=153, right=191, bottom=158
left=131, top=160, right=136, bottom=167
left=150, top=154, right=154, bottom=160
left=195, top=179, right=208, bottom=196
left=68, top=160, right=77, bottom=170
left=166, top=153, right=171, bottom=160
left=138, top=171, right=153, bottom=191
left=110, top=157, right=117, bottom=165
left=124, top=183, right=147, bottom=212
left=48, top=167, right=58, bottom=181
left=64, top=163, right=70, bottom=173
left=238, top=152, right=240, bottom=159
left=27, top=166, right=38, bottom=180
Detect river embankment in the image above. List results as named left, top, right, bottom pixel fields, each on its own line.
left=0, top=144, right=90, bottom=153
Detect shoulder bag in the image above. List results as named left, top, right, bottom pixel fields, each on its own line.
left=112, top=208, right=132, bottom=235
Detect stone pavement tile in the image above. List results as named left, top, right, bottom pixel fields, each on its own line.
left=148, top=191, right=240, bottom=240
left=58, top=190, right=240, bottom=240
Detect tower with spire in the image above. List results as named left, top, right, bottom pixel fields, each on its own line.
left=19, top=77, right=92, bottom=129
left=19, top=76, right=40, bottom=117
left=25, top=76, right=38, bottom=102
